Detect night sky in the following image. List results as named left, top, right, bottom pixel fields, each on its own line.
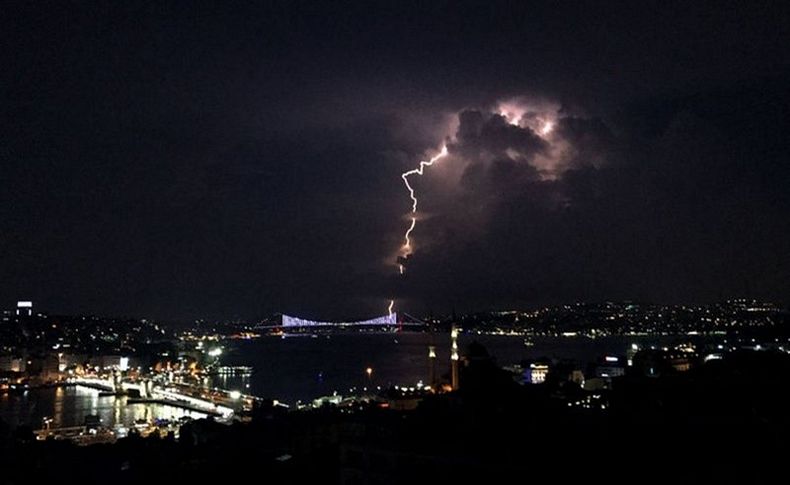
left=2, top=1, right=789, bottom=320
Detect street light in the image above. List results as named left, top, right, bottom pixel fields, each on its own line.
left=366, top=367, right=373, bottom=381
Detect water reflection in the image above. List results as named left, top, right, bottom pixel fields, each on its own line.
left=53, top=386, right=64, bottom=426
left=0, top=386, right=207, bottom=429
left=208, top=373, right=251, bottom=394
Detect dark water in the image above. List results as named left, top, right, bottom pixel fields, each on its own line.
left=0, top=332, right=698, bottom=427
left=219, top=332, right=690, bottom=404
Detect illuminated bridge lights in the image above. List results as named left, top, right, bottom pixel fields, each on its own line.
left=281, top=313, right=397, bottom=328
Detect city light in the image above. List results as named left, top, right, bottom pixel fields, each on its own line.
left=282, top=313, right=396, bottom=328
left=451, top=327, right=459, bottom=361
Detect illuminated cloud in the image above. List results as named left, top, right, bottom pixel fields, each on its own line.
left=447, top=99, right=613, bottom=182
left=390, top=98, right=616, bottom=283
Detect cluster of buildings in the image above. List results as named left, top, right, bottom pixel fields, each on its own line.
left=4, top=299, right=790, bottom=448
left=304, top=328, right=790, bottom=416
left=0, top=300, right=174, bottom=381
left=0, top=301, right=258, bottom=435
left=455, top=299, right=788, bottom=337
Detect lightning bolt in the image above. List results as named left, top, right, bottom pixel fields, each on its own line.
left=386, top=145, right=448, bottom=315
left=398, top=144, right=449, bottom=274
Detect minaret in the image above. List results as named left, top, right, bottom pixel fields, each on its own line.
left=450, top=326, right=459, bottom=390
left=428, top=345, right=437, bottom=388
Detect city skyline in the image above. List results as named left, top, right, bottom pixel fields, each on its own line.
left=2, top=3, right=790, bottom=480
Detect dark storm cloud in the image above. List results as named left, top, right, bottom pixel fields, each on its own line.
left=1, top=1, right=788, bottom=319
left=554, top=117, right=617, bottom=170
left=440, top=106, right=615, bottom=211
left=452, top=111, right=548, bottom=161
left=450, top=110, right=547, bottom=203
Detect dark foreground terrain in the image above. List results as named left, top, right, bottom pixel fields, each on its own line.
left=1, top=347, right=787, bottom=484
